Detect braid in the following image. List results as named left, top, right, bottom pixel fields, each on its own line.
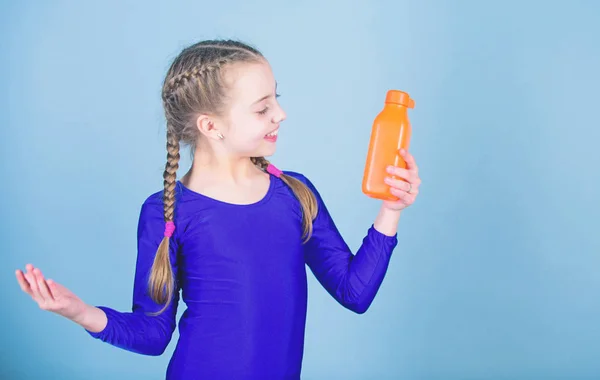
left=162, top=57, right=234, bottom=103
left=163, top=130, right=180, bottom=222
left=251, top=156, right=269, bottom=171
left=162, top=66, right=203, bottom=101
left=252, top=157, right=318, bottom=243
left=148, top=129, right=180, bottom=315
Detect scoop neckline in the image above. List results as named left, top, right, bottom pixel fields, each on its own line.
left=176, top=174, right=276, bottom=207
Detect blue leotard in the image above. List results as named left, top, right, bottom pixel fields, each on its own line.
left=87, top=171, right=398, bottom=379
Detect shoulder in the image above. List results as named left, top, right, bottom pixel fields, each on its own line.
left=282, top=170, right=307, bottom=181
left=282, top=170, right=317, bottom=190
left=141, top=189, right=164, bottom=209
left=135, top=186, right=189, bottom=244
left=134, top=191, right=167, bottom=232
left=280, top=170, right=325, bottom=203
left=138, top=181, right=194, bottom=216
left=279, top=170, right=334, bottom=223
left=136, top=183, right=188, bottom=225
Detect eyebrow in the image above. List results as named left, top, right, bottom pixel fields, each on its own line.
left=252, top=82, right=278, bottom=105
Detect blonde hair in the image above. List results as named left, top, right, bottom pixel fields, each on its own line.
left=149, top=40, right=318, bottom=314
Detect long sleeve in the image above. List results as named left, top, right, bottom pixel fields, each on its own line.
left=301, top=175, right=398, bottom=314
left=86, top=200, right=180, bottom=356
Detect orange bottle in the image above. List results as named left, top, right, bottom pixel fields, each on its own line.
left=362, top=90, right=415, bottom=201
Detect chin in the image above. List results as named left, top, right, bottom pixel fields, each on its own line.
left=252, top=144, right=277, bottom=158
left=258, top=149, right=277, bottom=159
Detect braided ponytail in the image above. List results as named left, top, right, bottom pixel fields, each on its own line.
left=148, top=129, right=180, bottom=315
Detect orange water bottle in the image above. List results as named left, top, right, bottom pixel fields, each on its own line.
left=362, top=90, right=415, bottom=201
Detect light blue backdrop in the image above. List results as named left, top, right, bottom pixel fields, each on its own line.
left=2, top=1, right=599, bottom=379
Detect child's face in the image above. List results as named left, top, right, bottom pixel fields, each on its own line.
left=217, top=60, right=286, bottom=158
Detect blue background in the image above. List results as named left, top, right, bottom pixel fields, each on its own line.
left=2, top=1, right=599, bottom=379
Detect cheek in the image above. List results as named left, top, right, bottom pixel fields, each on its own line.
left=228, top=120, right=268, bottom=149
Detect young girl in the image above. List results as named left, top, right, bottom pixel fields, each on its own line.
left=15, top=39, right=421, bottom=379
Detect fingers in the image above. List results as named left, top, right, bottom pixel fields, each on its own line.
left=386, top=166, right=410, bottom=180
left=33, top=268, right=54, bottom=302
left=389, top=186, right=416, bottom=204
left=24, top=265, right=42, bottom=302
left=384, top=176, right=414, bottom=193
left=17, top=264, right=55, bottom=305
left=400, top=149, right=419, bottom=173
left=46, top=279, right=59, bottom=299
left=15, top=270, right=33, bottom=297
left=384, top=150, right=421, bottom=208
left=46, top=279, right=66, bottom=300
left=386, top=166, right=421, bottom=186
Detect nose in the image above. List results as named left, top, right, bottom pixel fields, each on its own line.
left=272, top=103, right=286, bottom=124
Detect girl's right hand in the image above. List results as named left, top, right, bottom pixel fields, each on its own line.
left=15, top=264, right=88, bottom=323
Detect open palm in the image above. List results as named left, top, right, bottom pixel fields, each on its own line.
left=15, top=264, right=87, bottom=322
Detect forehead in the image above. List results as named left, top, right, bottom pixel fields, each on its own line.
left=225, top=60, right=275, bottom=104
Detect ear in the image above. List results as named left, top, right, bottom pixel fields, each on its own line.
left=196, top=114, right=224, bottom=140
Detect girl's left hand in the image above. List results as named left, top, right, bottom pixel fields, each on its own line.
left=382, top=149, right=421, bottom=211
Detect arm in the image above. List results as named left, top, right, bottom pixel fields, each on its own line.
left=85, top=200, right=181, bottom=356
left=301, top=176, right=399, bottom=314
left=374, top=206, right=403, bottom=237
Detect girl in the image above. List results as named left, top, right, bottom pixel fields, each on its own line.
left=15, top=39, right=421, bottom=379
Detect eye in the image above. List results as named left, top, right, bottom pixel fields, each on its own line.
left=257, top=93, right=280, bottom=115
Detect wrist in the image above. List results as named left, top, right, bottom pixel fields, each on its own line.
left=72, top=304, right=107, bottom=333
left=381, top=204, right=403, bottom=215
left=70, top=303, right=93, bottom=325
left=373, top=205, right=402, bottom=236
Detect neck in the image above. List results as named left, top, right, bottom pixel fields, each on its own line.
left=182, top=139, right=261, bottom=186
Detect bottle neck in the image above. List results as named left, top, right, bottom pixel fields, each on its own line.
left=384, top=103, right=408, bottom=112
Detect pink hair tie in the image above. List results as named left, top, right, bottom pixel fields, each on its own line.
left=164, top=221, right=176, bottom=238
left=266, top=163, right=283, bottom=178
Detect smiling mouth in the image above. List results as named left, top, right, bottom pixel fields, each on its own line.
left=265, top=129, right=279, bottom=137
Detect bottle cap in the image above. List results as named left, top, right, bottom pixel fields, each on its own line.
left=385, top=90, right=415, bottom=108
